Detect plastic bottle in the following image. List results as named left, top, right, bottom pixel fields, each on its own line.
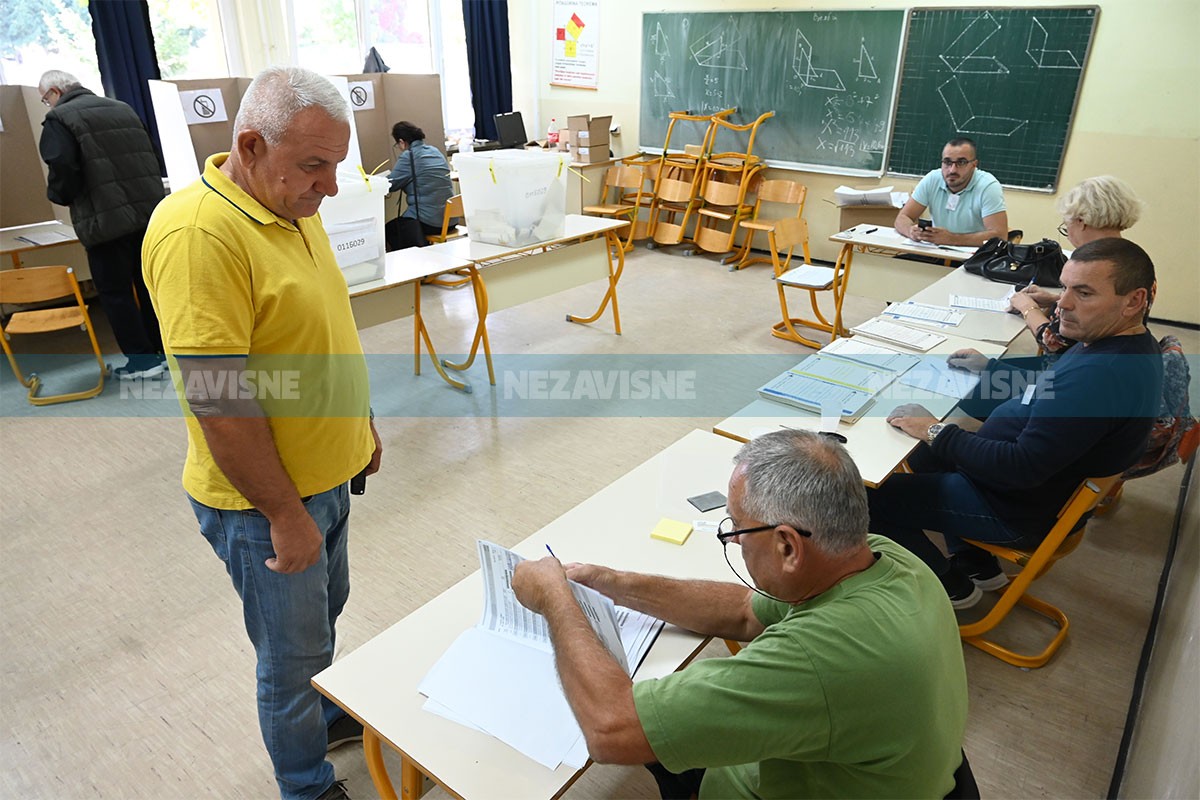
left=547, top=118, right=559, bottom=147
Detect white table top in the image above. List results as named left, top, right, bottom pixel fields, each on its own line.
left=712, top=332, right=1008, bottom=488
left=830, top=225, right=976, bottom=263
left=894, top=266, right=1028, bottom=345
left=312, top=429, right=743, bottom=799
left=427, top=214, right=628, bottom=263
left=348, top=247, right=473, bottom=298
left=1, top=220, right=79, bottom=255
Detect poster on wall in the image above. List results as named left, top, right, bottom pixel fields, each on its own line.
left=551, top=0, right=599, bottom=89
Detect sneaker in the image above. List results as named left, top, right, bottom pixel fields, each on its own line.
left=327, top=714, right=363, bottom=751
left=113, top=356, right=166, bottom=380
left=316, top=779, right=351, bottom=800
left=938, top=566, right=983, bottom=610
left=952, top=551, right=1009, bottom=592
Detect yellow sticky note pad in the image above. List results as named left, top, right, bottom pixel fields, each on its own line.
left=651, top=518, right=693, bottom=545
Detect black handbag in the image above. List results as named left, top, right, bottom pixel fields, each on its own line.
left=962, top=237, right=1065, bottom=287
left=385, top=148, right=431, bottom=252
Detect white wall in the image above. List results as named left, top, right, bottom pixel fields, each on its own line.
left=510, top=0, right=1200, bottom=325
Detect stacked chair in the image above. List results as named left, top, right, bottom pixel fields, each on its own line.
left=689, top=111, right=774, bottom=259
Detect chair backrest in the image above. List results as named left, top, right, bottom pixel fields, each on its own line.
left=1023, top=473, right=1123, bottom=576
left=441, top=194, right=465, bottom=235
left=771, top=216, right=810, bottom=253
left=756, top=178, right=808, bottom=207
left=0, top=265, right=78, bottom=305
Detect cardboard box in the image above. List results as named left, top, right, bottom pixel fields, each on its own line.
left=574, top=145, right=610, bottom=164
left=567, top=114, right=612, bottom=149
left=838, top=205, right=900, bottom=232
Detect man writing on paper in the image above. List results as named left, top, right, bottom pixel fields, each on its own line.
left=868, top=239, right=1161, bottom=609
left=143, top=67, right=382, bottom=800
left=894, top=137, right=1008, bottom=247
left=512, top=430, right=969, bottom=799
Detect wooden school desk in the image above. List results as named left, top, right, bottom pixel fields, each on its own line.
left=1, top=220, right=80, bottom=268
left=312, top=429, right=744, bottom=800
left=827, top=225, right=975, bottom=304
left=712, top=331, right=1008, bottom=488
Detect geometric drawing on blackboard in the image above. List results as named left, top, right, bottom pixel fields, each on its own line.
left=938, top=76, right=1027, bottom=137
left=792, top=28, right=846, bottom=92
left=939, top=12, right=1009, bottom=75
left=652, top=71, right=675, bottom=99
left=855, top=38, right=879, bottom=81
left=651, top=22, right=671, bottom=59
left=690, top=28, right=748, bottom=71
left=1026, top=18, right=1082, bottom=69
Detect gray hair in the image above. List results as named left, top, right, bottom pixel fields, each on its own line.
left=38, top=70, right=82, bottom=94
left=1056, top=176, right=1143, bottom=231
left=233, top=66, right=350, bottom=146
left=732, top=429, right=868, bottom=557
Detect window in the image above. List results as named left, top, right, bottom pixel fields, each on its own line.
left=0, top=0, right=101, bottom=90
left=148, top=0, right=230, bottom=79
left=291, top=0, right=362, bottom=75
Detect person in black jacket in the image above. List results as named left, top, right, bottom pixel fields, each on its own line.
left=867, top=238, right=1162, bottom=609
left=38, top=70, right=166, bottom=379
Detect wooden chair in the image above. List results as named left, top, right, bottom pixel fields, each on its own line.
left=730, top=178, right=809, bottom=270
left=582, top=165, right=645, bottom=252
left=959, top=473, right=1124, bottom=669
left=645, top=108, right=733, bottom=250
left=769, top=217, right=849, bottom=349
left=0, top=265, right=108, bottom=405
left=690, top=111, right=774, bottom=258
left=423, top=195, right=472, bottom=288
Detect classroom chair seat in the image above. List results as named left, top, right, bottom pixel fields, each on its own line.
left=0, top=265, right=108, bottom=406
left=958, top=473, right=1123, bottom=669
left=768, top=217, right=849, bottom=350
left=424, top=195, right=472, bottom=288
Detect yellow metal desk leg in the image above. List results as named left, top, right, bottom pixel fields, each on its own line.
left=565, top=228, right=625, bottom=334
left=363, top=729, right=402, bottom=800
left=441, top=266, right=496, bottom=386
left=412, top=274, right=471, bottom=392
left=832, top=244, right=855, bottom=339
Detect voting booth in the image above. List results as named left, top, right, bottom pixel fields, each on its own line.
left=453, top=150, right=568, bottom=246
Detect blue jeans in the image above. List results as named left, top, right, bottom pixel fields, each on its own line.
left=190, top=484, right=351, bottom=800
left=866, top=445, right=1042, bottom=576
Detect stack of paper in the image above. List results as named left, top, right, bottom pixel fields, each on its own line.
left=850, top=317, right=947, bottom=352
left=418, top=541, right=664, bottom=771
left=822, top=336, right=922, bottom=373
left=949, top=287, right=1015, bottom=313
left=757, top=351, right=916, bottom=422
left=833, top=185, right=895, bottom=207
left=883, top=301, right=964, bottom=327
left=899, top=359, right=982, bottom=399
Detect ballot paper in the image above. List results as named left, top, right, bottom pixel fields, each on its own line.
left=418, top=541, right=664, bottom=770
left=884, top=301, right=965, bottom=327
left=899, top=359, right=982, bottom=399
left=949, top=287, right=1015, bottom=313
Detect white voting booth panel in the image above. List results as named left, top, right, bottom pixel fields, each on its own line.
left=148, top=76, right=381, bottom=285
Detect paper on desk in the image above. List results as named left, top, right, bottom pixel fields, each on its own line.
left=884, top=301, right=964, bottom=327
left=899, top=360, right=981, bottom=399
left=834, top=185, right=895, bottom=206
left=949, top=288, right=1014, bottom=313
left=821, top=337, right=921, bottom=374
left=15, top=230, right=73, bottom=246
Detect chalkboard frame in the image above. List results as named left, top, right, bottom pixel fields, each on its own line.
left=886, top=5, right=1101, bottom=193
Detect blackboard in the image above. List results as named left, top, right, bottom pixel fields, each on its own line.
left=888, top=7, right=1099, bottom=191
left=640, top=10, right=906, bottom=174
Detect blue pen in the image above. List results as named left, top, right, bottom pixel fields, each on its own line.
left=546, top=544, right=558, bottom=559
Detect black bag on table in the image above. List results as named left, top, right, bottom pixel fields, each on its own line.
left=962, top=237, right=1065, bottom=287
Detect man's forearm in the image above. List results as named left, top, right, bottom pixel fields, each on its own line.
left=588, top=570, right=762, bottom=642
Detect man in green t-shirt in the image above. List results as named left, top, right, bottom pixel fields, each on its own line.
left=513, top=429, right=969, bottom=799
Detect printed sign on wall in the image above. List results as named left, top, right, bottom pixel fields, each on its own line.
left=551, top=0, right=599, bottom=89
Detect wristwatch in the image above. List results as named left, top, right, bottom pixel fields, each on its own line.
left=927, top=422, right=950, bottom=443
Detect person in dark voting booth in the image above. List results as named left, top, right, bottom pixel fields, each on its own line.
left=894, top=137, right=1008, bottom=247
left=386, top=120, right=454, bottom=250
left=512, top=430, right=969, bottom=799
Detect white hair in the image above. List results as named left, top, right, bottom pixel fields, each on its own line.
left=1056, top=175, right=1144, bottom=231
left=233, top=66, right=350, bottom=146
left=38, top=70, right=82, bottom=94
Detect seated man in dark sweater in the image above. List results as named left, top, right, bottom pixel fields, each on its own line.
left=867, top=238, right=1163, bottom=608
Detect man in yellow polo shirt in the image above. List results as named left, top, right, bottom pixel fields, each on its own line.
left=143, top=67, right=381, bottom=800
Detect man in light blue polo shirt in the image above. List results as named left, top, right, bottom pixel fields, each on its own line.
left=895, top=137, right=1008, bottom=247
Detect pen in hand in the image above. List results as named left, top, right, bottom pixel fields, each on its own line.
left=546, top=544, right=558, bottom=560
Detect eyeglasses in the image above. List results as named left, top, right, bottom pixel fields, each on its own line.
left=1057, top=221, right=1073, bottom=237
left=940, top=158, right=976, bottom=168
left=40, top=89, right=55, bottom=107
left=717, top=516, right=810, bottom=602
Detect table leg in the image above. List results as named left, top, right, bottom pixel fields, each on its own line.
left=832, top=244, right=855, bottom=339
left=412, top=275, right=472, bottom=392
left=565, top=227, right=625, bottom=334
left=440, top=266, right=496, bottom=386
left=363, top=728, right=402, bottom=800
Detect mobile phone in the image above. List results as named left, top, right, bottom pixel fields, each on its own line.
left=917, top=218, right=933, bottom=230
left=350, top=468, right=367, bottom=495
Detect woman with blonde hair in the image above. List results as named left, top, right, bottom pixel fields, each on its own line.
left=1009, top=175, right=1146, bottom=352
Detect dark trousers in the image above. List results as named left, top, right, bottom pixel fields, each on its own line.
left=645, top=762, right=705, bottom=800
left=385, top=216, right=442, bottom=251
left=85, top=229, right=162, bottom=358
